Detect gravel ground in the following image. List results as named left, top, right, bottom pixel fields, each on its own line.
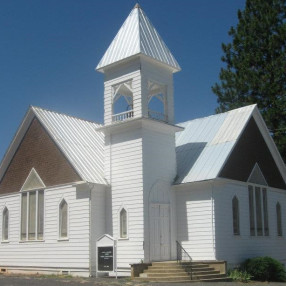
left=0, top=274, right=286, bottom=286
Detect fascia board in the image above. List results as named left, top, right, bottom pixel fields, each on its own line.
left=252, top=107, right=286, bottom=184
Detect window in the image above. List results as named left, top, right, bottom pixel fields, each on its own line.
left=248, top=186, right=255, bottom=236
left=276, top=202, right=282, bottom=237
left=232, top=196, right=240, bottom=235
left=2, top=207, right=9, bottom=241
left=248, top=185, right=269, bottom=236
left=59, top=199, right=68, bottom=239
left=21, top=190, right=44, bottom=241
left=120, top=208, right=127, bottom=239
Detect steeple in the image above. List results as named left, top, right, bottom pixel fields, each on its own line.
left=96, top=4, right=180, bottom=72
left=97, top=4, right=181, bottom=127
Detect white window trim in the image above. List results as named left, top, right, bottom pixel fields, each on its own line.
left=118, top=205, right=129, bottom=240
left=248, top=184, right=269, bottom=237
left=20, top=189, right=45, bottom=242
left=1, top=205, right=9, bottom=243
left=58, top=197, right=69, bottom=241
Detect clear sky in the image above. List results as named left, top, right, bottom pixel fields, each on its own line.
left=0, top=0, right=245, bottom=161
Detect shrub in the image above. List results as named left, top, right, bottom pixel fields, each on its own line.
left=242, top=256, right=286, bottom=282
left=228, top=269, right=252, bottom=282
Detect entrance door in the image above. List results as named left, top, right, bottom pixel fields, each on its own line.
left=149, top=204, right=170, bottom=261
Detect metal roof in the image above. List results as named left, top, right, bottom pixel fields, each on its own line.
left=32, top=107, right=106, bottom=185
left=175, top=105, right=257, bottom=184
left=96, top=4, right=180, bottom=72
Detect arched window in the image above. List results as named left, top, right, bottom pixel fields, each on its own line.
left=59, top=199, right=68, bottom=239
left=276, top=202, right=282, bottom=237
left=148, top=81, right=167, bottom=122
left=120, top=208, right=127, bottom=239
left=2, top=207, right=9, bottom=241
left=112, top=80, right=133, bottom=122
left=232, top=196, right=240, bottom=235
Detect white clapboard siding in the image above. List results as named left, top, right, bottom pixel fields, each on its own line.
left=142, top=128, right=177, bottom=261
left=90, top=185, right=106, bottom=275
left=176, top=182, right=216, bottom=261
left=105, top=127, right=144, bottom=269
left=213, top=181, right=286, bottom=268
left=0, top=185, right=91, bottom=276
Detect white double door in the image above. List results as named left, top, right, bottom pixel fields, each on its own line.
left=149, top=204, right=170, bottom=261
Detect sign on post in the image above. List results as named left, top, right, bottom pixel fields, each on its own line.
left=96, top=234, right=117, bottom=278
left=98, top=246, right=113, bottom=271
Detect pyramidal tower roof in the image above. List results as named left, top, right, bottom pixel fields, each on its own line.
left=96, top=4, right=180, bottom=72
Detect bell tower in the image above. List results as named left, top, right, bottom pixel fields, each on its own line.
left=96, top=4, right=182, bottom=267
left=96, top=3, right=180, bottom=126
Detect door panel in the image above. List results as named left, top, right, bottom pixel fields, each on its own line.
left=150, top=204, right=170, bottom=261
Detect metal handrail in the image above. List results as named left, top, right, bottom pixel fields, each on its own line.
left=176, top=240, right=193, bottom=280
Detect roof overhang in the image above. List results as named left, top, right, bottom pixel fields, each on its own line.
left=96, top=117, right=184, bottom=135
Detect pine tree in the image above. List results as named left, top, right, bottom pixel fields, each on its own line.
left=212, top=0, right=286, bottom=162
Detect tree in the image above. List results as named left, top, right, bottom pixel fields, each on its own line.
left=212, top=0, right=286, bottom=162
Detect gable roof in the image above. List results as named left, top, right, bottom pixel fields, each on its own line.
left=0, top=106, right=106, bottom=186
left=175, top=105, right=286, bottom=187
left=96, top=4, right=180, bottom=72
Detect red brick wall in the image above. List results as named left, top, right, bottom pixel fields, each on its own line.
left=0, top=118, right=81, bottom=195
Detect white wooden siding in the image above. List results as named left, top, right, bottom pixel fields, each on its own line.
left=105, top=128, right=144, bottom=269
left=213, top=180, right=286, bottom=268
left=142, top=128, right=177, bottom=261
left=90, top=185, right=106, bottom=275
left=0, top=186, right=90, bottom=276
left=176, top=182, right=216, bottom=261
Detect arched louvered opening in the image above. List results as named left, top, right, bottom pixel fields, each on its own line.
left=232, top=196, right=240, bottom=235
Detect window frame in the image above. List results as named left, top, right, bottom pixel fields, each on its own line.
left=232, top=196, right=240, bottom=235
left=20, top=189, right=45, bottom=242
left=248, top=185, right=269, bottom=237
left=2, top=206, right=9, bottom=242
left=58, top=198, right=69, bottom=241
left=118, top=207, right=128, bottom=240
left=276, top=202, right=283, bottom=237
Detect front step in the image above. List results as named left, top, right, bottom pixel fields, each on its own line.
left=135, top=261, right=230, bottom=282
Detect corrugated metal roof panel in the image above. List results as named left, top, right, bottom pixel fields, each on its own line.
left=32, top=107, right=106, bottom=185
left=96, top=5, right=180, bottom=71
left=176, top=105, right=256, bottom=184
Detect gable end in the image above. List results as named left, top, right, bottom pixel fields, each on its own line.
left=219, top=117, right=286, bottom=189
left=0, top=118, right=81, bottom=195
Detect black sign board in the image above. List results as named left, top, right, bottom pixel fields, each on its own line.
left=98, top=246, right=114, bottom=271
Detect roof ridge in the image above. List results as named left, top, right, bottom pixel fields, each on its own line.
left=31, top=106, right=103, bottom=126
left=178, top=104, right=257, bottom=126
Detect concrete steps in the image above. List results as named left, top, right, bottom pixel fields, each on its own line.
left=135, top=261, right=231, bottom=283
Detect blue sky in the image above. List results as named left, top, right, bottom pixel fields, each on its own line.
left=0, top=0, right=245, bottom=161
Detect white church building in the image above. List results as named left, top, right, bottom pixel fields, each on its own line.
left=0, top=4, right=285, bottom=278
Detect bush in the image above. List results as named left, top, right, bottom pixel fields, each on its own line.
left=242, top=256, right=286, bottom=282
left=228, top=269, right=252, bottom=282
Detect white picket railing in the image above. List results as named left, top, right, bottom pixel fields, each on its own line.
left=112, top=110, right=134, bottom=122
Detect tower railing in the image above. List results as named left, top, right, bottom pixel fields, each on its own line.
left=176, top=240, right=193, bottom=280
left=148, top=109, right=168, bottom=122
left=112, top=110, right=134, bottom=122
